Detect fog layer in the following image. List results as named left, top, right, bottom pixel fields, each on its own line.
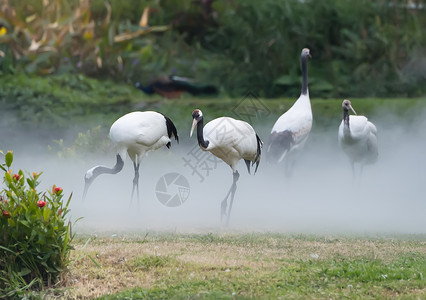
left=4, top=107, right=426, bottom=235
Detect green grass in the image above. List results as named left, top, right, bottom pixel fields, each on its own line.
left=129, top=254, right=178, bottom=271
left=101, top=256, right=425, bottom=299
left=51, top=233, right=426, bottom=299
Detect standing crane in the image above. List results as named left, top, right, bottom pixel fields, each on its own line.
left=338, top=99, right=378, bottom=176
left=190, top=109, right=262, bottom=226
left=266, top=48, right=312, bottom=176
left=83, top=111, right=179, bottom=205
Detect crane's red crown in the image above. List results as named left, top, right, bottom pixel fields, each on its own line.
left=192, top=109, right=203, bottom=119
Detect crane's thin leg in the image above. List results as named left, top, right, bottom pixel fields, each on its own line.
left=136, top=162, right=140, bottom=208
left=226, top=171, right=240, bottom=226
left=220, top=171, right=240, bottom=226
left=131, top=160, right=141, bottom=209
left=221, top=188, right=232, bottom=221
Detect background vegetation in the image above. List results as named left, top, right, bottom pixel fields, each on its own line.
left=1, top=0, right=426, bottom=98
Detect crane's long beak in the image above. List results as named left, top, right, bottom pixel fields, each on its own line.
left=349, top=105, right=357, bottom=115
left=190, top=119, right=197, bottom=137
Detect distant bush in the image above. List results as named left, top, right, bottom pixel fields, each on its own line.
left=0, top=151, right=77, bottom=298
left=0, top=73, right=136, bottom=130
left=48, top=126, right=113, bottom=159
left=1, top=0, right=425, bottom=97
left=190, top=0, right=426, bottom=97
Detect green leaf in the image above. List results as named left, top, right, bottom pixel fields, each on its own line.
left=88, top=255, right=102, bottom=269
left=4, top=171, right=12, bottom=185
left=19, top=219, right=31, bottom=228
left=7, top=218, right=15, bottom=227
left=18, top=268, right=32, bottom=276
left=43, top=208, right=52, bottom=222
left=5, top=151, right=13, bottom=168
left=27, top=178, right=35, bottom=189
left=0, top=245, right=17, bottom=255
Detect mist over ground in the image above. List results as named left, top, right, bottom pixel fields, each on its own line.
left=2, top=105, right=426, bottom=235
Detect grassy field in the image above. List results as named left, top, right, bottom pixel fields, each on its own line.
left=43, top=233, right=426, bottom=299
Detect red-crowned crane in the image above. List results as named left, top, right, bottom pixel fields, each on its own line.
left=83, top=111, right=179, bottom=205
left=338, top=99, right=378, bottom=176
left=190, top=109, right=262, bottom=226
left=266, top=48, right=312, bottom=176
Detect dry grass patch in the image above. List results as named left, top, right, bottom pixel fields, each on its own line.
left=53, top=233, right=426, bottom=299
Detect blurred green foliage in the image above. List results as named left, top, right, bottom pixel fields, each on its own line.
left=48, top=126, right=114, bottom=158
left=0, top=73, right=140, bottom=130
left=0, top=0, right=425, bottom=97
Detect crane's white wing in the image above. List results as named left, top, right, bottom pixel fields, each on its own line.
left=203, top=117, right=259, bottom=166
left=110, top=111, right=171, bottom=161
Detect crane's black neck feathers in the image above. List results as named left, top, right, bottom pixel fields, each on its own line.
left=196, top=116, right=210, bottom=149
left=301, top=52, right=309, bottom=96
left=93, top=154, right=124, bottom=179
left=161, top=113, right=179, bottom=148
left=343, top=108, right=350, bottom=128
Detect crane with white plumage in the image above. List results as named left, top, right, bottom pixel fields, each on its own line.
left=190, top=109, right=262, bottom=226
left=338, top=99, right=378, bottom=177
left=83, top=111, right=179, bottom=205
left=266, top=48, right=312, bottom=176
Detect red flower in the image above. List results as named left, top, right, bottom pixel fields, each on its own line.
left=37, top=200, right=46, bottom=208
left=3, top=211, right=10, bottom=218
left=58, top=209, right=62, bottom=216
left=54, top=187, right=63, bottom=194
left=13, top=174, right=20, bottom=181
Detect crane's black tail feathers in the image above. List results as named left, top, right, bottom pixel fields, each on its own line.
left=252, top=133, right=263, bottom=174
left=266, top=130, right=293, bottom=163
left=162, top=114, right=179, bottom=148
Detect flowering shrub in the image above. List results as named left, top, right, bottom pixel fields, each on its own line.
left=0, top=151, right=76, bottom=297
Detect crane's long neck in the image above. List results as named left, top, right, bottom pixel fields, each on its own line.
left=197, top=117, right=209, bottom=149
left=83, top=154, right=124, bottom=200
left=92, top=154, right=124, bottom=179
left=301, top=53, right=309, bottom=96
left=343, top=109, right=351, bottom=134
